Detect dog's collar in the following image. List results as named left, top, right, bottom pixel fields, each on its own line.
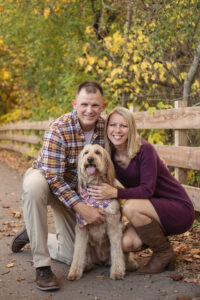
left=76, top=187, right=112, bottom=227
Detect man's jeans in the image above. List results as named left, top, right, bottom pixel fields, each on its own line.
left=22, top=168, right=76, bottom=268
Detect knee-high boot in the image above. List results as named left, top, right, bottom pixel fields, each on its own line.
left=135, top=219, right=176, bottom=274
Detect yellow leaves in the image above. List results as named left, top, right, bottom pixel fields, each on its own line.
left=112, top=78, right=125, bottom=86
left=134, top=86, right=141, bottom=94
left=137, top=30, right=148, bottom=43
left=129, top=64, right=138, bottom=73
left=0, top=69, right=11, bottom=80
left=83, top=43, right=88, bottom=54
left=160, top=70, right=166, bottom=81
left=107, top=61, right=112, bottom=68
left=87, top=56, right=97, bottom=65
left=112, top=31, right=125, bottom=45
left=0, top=39, right=4, bottom=46
left=149, top=21, right=156, bottom=29
left=110, top=67, right=124, bottom=78
left=77, top=57, right=85, bottom=66
left=133, top=51, right=141, bottom=63
left=141, top=60, right=151, bottom=71
left=151, top=73, right=157, bottom=81
left=154, top=62, right=162, bottom=70
left=166, top=61, right=172, bottom=69
left=192, top=79, right=200, bottom=90
left=44, top=8, right=50, bottom=19
left=104, top=32, right=125, bottom=54
left=85, top=26, right=95, bottom=35
left=180, top=72, right=187, bottom=80
left=104, top=36, right=112, bottom=50
left=98, top=59, right=106, bottom=68
left=85, top=65, right=92, bottom=73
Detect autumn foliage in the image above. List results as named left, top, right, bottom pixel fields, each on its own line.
left=0, top=0, right=199, bottom=123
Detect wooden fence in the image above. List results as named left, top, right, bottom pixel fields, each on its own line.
left=0, top=102, right=200, bottom=212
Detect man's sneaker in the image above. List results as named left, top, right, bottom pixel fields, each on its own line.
left=11, top=228, right=29, bottom=252
left=36, top=266, right=59, bottom=291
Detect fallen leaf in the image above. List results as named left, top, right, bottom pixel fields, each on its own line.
left=96, top=275, right=104, bottom=278
left=189, top=249, right=200, bottom=255
left=186, top=264, right=200, bottom=271
left=177, top=296, right=192, bottom=300
left=182, top=256, right=193, bottom=262
left=6, top=263, right=14, bottom=268
left=170, top=274, right=184, bottom=281
left=42, top=296, right=51, bottom=300
left=2, top=204, right=10, bottom=208
left=2, top=221, right=11, bottom=225
left=9, top=211, right=22, bottom=218
left=16, top=277, right=25, bottom=281
left=0, top=227, right=12, bottom=232
left=3, top=233, right=15, bottom=236
left=184, top=277, right=200, bottom=284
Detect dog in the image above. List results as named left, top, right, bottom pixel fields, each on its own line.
left=67, top=144, right=138, bottom=281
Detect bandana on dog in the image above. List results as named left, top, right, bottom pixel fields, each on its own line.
left=77, top=188, right=112, bottom=227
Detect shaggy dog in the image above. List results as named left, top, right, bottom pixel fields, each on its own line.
left=67, top=144, right=138, bottom=281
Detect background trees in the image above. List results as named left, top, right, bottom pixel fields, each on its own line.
left=0, top=0, right=199, bottom=122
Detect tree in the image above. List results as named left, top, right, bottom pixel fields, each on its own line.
left=78, top=0, right=200, bottom=110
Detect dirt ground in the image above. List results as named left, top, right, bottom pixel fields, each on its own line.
left=0, top=151, right=200, bottom=300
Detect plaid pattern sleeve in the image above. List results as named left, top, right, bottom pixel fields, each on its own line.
left=32, top=110, right=105, bottom=209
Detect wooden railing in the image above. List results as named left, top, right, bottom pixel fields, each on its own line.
left=0, top=103, right=200, bottom=211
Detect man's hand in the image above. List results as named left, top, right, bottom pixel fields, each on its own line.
left=73, top=202, right=105, bottom=225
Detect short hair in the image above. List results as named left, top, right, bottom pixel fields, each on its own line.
left=76, top=81, right=104, bottom=97
left=105, top=107, right=141, bottom=159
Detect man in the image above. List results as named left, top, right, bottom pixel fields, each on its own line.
left=11, top=81, right=106, bottom=291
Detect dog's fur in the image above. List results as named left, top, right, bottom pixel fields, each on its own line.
left=67, top=144, right=138, bottom=281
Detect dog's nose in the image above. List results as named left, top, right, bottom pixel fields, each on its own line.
left=87, top=157, right=94, bottom=164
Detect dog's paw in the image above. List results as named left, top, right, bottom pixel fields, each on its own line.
left=110, top=270, right=125, bottom=280
left=67, top=272, right=82, bottom=281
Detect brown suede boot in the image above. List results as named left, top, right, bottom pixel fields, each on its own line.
left=135, top=219, right=176, bottom=274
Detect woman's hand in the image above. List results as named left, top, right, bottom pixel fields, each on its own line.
left=88, top=183, right=118, bottom=200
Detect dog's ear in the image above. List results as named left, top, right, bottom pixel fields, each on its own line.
left=77, top=149, right=84, bottom=192
left=104, top=149, right=115, bottom=186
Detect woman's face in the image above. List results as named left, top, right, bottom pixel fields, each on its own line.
left=107, top=113, right=129, bottom=148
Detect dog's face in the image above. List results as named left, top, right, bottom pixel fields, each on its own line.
left=78, top=144, right=115, bottom=187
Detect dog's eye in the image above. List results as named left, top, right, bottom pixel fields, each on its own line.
left=83, top=151, right=89, bottom=155
left=95, top=150, right=101, bottom=155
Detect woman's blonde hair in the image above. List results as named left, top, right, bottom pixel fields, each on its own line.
left=105, top=107, right=141, bottom=159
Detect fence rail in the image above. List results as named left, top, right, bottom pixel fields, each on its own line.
left=0, top=103, right=199, bottom=211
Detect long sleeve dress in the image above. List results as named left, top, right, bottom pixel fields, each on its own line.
left=115, top=139, right=195, bottom=235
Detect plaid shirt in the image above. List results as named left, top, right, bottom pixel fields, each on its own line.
left=32, top=109, right=105, bottom=208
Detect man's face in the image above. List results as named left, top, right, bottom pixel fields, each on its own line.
left=72, top=88, right=105, bottom=132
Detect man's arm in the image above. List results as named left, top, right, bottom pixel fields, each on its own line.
left=41, top=127, right=80, bottom=208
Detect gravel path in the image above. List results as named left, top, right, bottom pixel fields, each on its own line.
left=0, top=160, right=199, bottom=300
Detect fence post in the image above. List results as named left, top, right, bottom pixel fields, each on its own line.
left=174, top=100, right=188, bottom=184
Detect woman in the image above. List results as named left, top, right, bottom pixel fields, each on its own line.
left=88, top=107, right=195, bottom=274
